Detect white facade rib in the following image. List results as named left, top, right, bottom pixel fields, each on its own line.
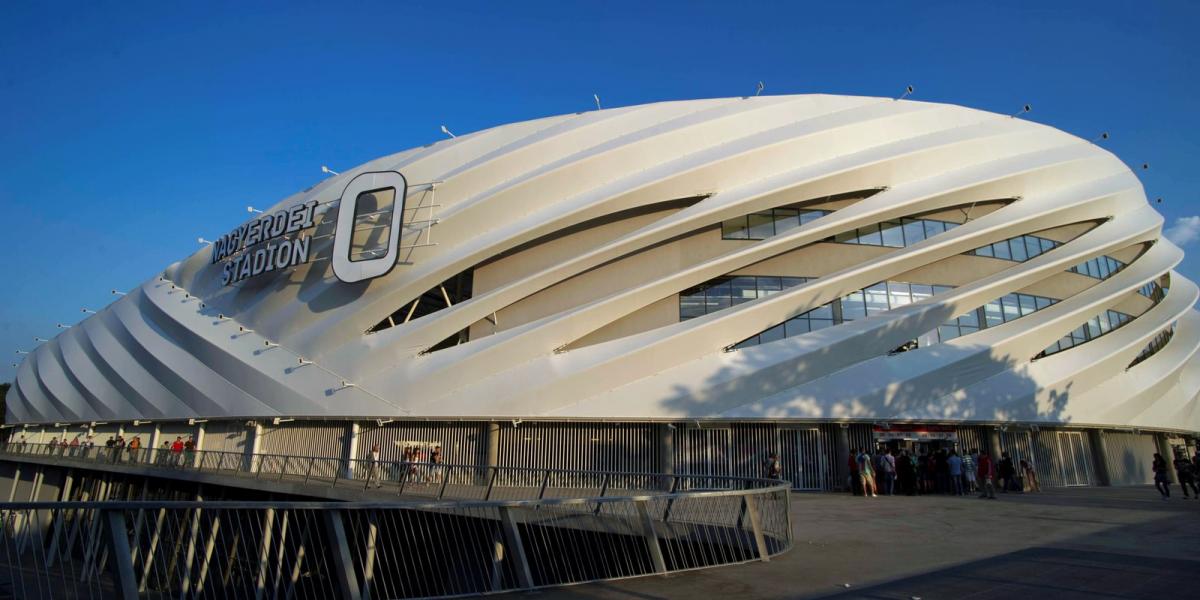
left=8, top=94, right=1199, bottom=433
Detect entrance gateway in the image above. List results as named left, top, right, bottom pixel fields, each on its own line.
left=873, top=424, right=959, bottom=456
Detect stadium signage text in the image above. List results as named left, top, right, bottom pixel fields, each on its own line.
left=212, top=200, right=319, bottom=286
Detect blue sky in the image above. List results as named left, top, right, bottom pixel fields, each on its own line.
left=1, top=0, right=1198, bottom=383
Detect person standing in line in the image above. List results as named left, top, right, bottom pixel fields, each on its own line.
left=977, top=450, right=996, bottom=499
left=171, top=436, right=185, bottom=467
left=896, top=450, right=915, bottom=495
left=764, top=451, right=782, bottom=480
left=1152, top=453, right=1171, bottom=500
left=962, top=449, right=977, bottom=494
left=1020, top=459, right=1040, bottom=492
left=856, top=447, right=877, bottom=498
left=878, top=448, right=896, bottom=495
left=947, top=450, right=964, bottom=496
left=1172, top=452, right=1198, bottom=499
left=369, top=442, right=383, bottom=488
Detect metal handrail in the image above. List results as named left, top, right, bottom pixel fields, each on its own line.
left=0, top=465, right=793, bottom=600
left=0, top=442, right=788, bottom=501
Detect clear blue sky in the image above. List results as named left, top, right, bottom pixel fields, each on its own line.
left=2, top=0, right=1198, bottom=383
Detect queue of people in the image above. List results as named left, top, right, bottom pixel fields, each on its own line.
left=847, top=446, right=1039, bottom=498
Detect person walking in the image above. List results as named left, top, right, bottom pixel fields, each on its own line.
left=1152, top=453, right=1171, bottom=500
left=998, top=453, right=1018, bottom=493
left=856, top=448, right=877, bottom=498
left=1172, top=453, right=1198, bottom=499
left=947, top=450, right=964, bottom=496
left=369, top=442, right=383, bottom=488
left=764, top=451, right=782, bottom=480
left=977, top=450, right=996, bottom=499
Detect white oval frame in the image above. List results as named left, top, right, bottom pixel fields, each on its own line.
left=332, top=171, right=408, bottom=283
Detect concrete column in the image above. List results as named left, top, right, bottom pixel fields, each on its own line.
left=1087, top=429, right=1111, bottom=486
left=835, top=425, right=850, bottom=491
left=343, top=422, right=359, bottom=479
left=1156, top=433, right=1178, bottom=484
left=149, top=424, right=161, bottom=462
left=988, top=428, right=1003, bottom=462
left=247, top=422, right=263, bottom=472
left=658, top=423, right=674, bottom=476
left=192, top=422, right=206, bottom=468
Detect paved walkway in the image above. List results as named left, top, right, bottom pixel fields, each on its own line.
left=532, top=486, right=1200, bottom=599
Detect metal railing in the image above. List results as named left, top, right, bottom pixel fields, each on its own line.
left=0, top=484, right=792, bottom=599
left=0, top=442, right=782, bottom=501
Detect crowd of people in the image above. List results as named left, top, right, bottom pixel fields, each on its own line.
left=365, top=442, right=445, bottom=487
left=37, top=433, right=197, bottom=465
left=846, top=446, right=1037, bottom=498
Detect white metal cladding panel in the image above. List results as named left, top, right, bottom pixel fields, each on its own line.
left=499, top=422, right=659, bottom=474
left=356, top=421, right=484, bottom=465
left=848, top=424, right=874, bottom=455
left=819, top=424, right=848, bottom=490
left=258, top=421, right=344, bottom=458
left=201, top=421, right=250, bottom=454
left=780, top=426, right=826, bottom=490
left=999, top=430, right=1035, bottom=471
left=672, top=427, right=732, bottom=488
left=731, top=423, right=779, bottom=479
left=156, top=422, right=199, bottom=442
left=956, top=426, right=986, bottom=454
left=1102, top=432, right=1159, bottom=485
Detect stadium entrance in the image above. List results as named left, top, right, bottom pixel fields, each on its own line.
left=873, top=424, right=960, bottom=456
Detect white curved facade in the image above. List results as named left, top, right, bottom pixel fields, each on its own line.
left=9, top=94, right=1200, bottom=435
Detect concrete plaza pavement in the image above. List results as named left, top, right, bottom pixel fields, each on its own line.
left=532, top=486, right=1200, bottom=599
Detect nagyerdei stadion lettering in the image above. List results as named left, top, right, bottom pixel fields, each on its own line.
left=10, top=95, right=1200, bottom=489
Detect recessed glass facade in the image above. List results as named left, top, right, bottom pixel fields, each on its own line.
left=1128, top=325, right=1175, bottom=369
left=679, top=276, right=812, bottom=320
left=831, top=217, right=960, bottom=248
left=721, top=208, right=830, bottom=240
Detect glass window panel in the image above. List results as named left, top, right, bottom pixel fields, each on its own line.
left=1001, top=296, right=1022, bottom=322
left=944, top=221, right=959, bottom=232
left=705, top=296, right=731, bottom=313
left=1072, top=326, right=1088, bottom=342
left=902, top=219, right=926, bottom=245
left=759, top=324, right=786, bottom=344
left=840, top=292, right=866, bottom=320
left=1010, top=238, right=1028, bottom=261
left=931, top=285, right=953, bottom=295
left=974, top=244, right=994, bottom=258
left=834, top=230, right=859, bottom=243
left=1040, top=237, right=1057, bottom=253
left=1087, top=317, right=1103, bottom=338
left=888, top=281, right=913, bottom=307
left=856, top=224, right=883, bottom=246
left=1019, top=294, right=1037, bottom=316
left=984, top=302, right=1004, bottom=327
left=924, top=220, right=945, bottom=239
left=1088, top=259, right=1101, bottom=278
left=780, top=277, right=806, bottom=289
left=721, top=216, right=749, bottom=239
left=784, top=318, right=810, bottom=337
left=865, top=283, right=890, bottom=314
left=909, top=284, right=933, bottom=302
left=959, top=324, right=979, bottom=334
left=957, top=310, right=980, bottom=328
left=747, top=212, right=775, bottom=239
left=993, top=240, right=1012, bottom=260
left=809, top=318, right=834, bottom=331
left=1098, top=258, right=1110, bottom=279
left=799, top=210, right=826, bottom=225
left=705, top=279, right=732, bottom=299
left=773, top=208, right=801, bottom=235
left=734, top=337, right=759, bottom=350
left=880, top=221, right=905, bottom=247
left=1097, top=312, right=1112, bottom=333
left=938, top=325, right=961, bottom=342
left=730, top=277, right=757, bottom=303
left=756, top=276, right=783, bottom=296
left=680, top=295, right=706, bottom=319
left=1034, top=296, right=1052, bottom=310
left=1025, top=237, right=1043, bottom=259
left=809, top=303, right=834, bottom=320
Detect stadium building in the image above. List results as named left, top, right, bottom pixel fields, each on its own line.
left=9, top=94, right=1200, bottom=490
